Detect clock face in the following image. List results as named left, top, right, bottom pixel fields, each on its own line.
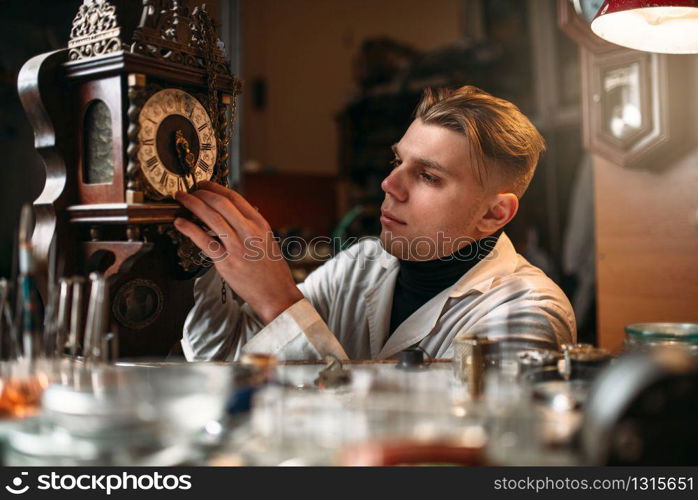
left=137, top=88, right=217, bottom=198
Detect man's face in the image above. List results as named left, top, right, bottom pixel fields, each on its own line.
left=379, top=119, right=489, bottom=261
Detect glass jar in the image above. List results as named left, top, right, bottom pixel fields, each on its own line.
left=624, top=323, right=698, bottom=355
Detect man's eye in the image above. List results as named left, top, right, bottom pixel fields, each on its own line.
left=420, top=171, right=439, bottom=184
left=390, top=157, right=401, bottom=168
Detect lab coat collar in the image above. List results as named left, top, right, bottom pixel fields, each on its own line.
left=375, top=245, right=396, bottom=269
left=377, top=284, right=452, bottom=359
left=369, top=232, right=518, bottom=359
left=448, top=232, right=518, bottom=297
left=364, top=264, right=399, bottom=358
left=374, top=232, right=518, bottom=293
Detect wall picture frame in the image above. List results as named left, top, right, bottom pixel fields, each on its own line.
left=558, top=0, right=676, bottom=169
left=581, top=49, right=669, bottom=167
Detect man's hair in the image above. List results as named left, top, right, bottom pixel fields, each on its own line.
left=414, top=85, right=545, bottom=198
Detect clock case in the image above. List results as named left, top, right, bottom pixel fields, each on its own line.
left=18, top=0, right=242, bottom=357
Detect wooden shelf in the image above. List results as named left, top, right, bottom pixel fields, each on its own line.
left=66, top=202, right=187, bottom=224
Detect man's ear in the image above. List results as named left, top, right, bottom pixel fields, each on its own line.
left=475, top=193, right=519, bottom=236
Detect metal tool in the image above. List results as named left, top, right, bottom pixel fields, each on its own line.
left=453, top=334, right=485, bottom=398
left=559, top=343, right=611, bottom=381
left=17, top=204, right=42, bottom=361
left=41, top=278, right=60, bottom=356
left=0, top=278, right=19, bottom=359
left=516, top=349, right=562, bottom=378
left=314, top=355, right=352, bottom=389
left=396, top=347, right=429, bottom=370
left=53, top=277, right=73, bottom=356
left=68, top=276, right=86, bottom=361
left=84, top=273, right=109, bottom=364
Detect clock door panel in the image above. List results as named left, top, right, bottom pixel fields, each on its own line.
left=83, top=100, right=114, bottom=185
left=76, top=75, right=125, bottom=204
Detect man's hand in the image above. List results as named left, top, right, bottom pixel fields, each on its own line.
left=173, top=180, right=304, bottom=325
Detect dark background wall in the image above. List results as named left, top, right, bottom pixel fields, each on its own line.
left=0, top=0, right=77, bottom=278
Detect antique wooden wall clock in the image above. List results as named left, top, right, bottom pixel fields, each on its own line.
left=18, top=0, right=242, bottom=357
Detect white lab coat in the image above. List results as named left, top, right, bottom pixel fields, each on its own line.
left=181, top=233, right=576, bottom=361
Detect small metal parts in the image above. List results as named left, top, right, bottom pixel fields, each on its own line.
left=396, top=347, right=425, bottom=369
left=314, top=355, right=352, bottom=389
left=453, top=334, right=485, bottom=399
left=559, top=343, right=611, bottom=381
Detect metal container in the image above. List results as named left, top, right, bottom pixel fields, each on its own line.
left=453, top=335, right=557, bottom=382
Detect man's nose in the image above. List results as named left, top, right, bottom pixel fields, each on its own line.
left=381, top=167, right=408, bottom=202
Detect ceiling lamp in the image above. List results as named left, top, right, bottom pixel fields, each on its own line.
left=591, top=0, right=698, bottom=54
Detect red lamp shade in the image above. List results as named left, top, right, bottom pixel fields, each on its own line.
left=591, top=0, right=698, bottom=53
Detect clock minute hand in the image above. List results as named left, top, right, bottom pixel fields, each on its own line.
left=174, top=129, right=197, bottom=192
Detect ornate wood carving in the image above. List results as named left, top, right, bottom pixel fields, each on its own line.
left=131, top=1, right=230, bottom=78
left=68, top=0, right=123, bottom=61
left=126, top=73, right=147, bottom=203
left=17, top=49, right=74, bottom=302
left=66, top=1, right=239, bottom=89
left=112, top=277, right=165, bottom=330
left=216, top=95, right=232, bottom=185
left=82, top=241, right=148, bottom=278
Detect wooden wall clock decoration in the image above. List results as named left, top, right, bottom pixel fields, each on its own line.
left=557, top=0, right=688, bottom=169
left=18, top=0, right=242, bottom=357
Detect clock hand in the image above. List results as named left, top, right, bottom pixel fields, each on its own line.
left=174, top=129, right=197, bottom=192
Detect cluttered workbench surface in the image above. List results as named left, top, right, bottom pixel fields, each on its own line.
left=2, top=334, right=696, bottom=466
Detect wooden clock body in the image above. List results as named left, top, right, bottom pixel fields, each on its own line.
left=18, top=0, right=241, bottom=357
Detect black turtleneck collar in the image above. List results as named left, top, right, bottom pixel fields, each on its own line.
left=389, top=232, right=500, bottom=335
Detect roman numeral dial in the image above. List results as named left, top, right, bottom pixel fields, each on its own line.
left=137, top=88, right=217, bottom=199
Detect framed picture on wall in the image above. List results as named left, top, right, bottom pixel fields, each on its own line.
left=582, top=49, right=668, bottom=167
left=559, top=0, right=679, bottom=169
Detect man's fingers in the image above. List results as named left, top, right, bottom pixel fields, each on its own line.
left=190, top=189, right=250, bottom=237
left=173, top=217, right=230, bottom=262
left=197, top=180, right=265, bottom=224
left=175, top=191, right=239, bottom=246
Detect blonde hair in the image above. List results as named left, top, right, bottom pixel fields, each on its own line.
left=415, top=85, right=545, bottom=198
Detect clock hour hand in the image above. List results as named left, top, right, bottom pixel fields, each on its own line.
left=174, top=129, right=197, bottom=192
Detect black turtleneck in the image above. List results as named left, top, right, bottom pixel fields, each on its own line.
left=389, top=233, right=500, bottom=335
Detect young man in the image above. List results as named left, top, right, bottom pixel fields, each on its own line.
left=176, top=86, right=576, bottom=361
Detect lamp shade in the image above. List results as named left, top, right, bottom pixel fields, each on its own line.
left=591, top=0, right=698, bottom=54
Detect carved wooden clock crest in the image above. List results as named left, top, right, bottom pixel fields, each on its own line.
left=18, top=0, right=242, bottom=357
